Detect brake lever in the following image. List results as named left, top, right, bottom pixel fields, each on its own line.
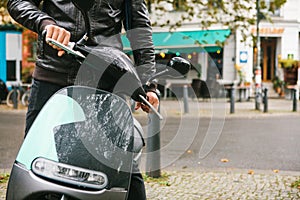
left=46, top=38, right=86, bottom=59
left=138, top=95, right=163, bottom=120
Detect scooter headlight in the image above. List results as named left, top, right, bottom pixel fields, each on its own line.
left=32, top=157, right=108, bottom=189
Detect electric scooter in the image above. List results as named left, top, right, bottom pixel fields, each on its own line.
left=6, top=30, right=190, bottom=200
left=6, top=1, right=190, bottom=198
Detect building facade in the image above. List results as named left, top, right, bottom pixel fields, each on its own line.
left=0, top=25, right=22, bottom=89
left=148, top=0, right=300, bottom=97
left=234, top=0, right=300, bottom=85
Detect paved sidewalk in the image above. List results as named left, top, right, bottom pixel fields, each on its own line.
left=1, top=97, right=300, bottom=117
left=139, top=97, right=300, bottom=199
left=1, top=168, right=300, bottom=200
left=132, top=97, right=300, bottom=119
left=1, top=97, right=300, bottom=199
left=0, top=183, right=7, bottom=200
left=142, top=98, right=300, bottom=199
left=145, top=168, right=300, bottom=200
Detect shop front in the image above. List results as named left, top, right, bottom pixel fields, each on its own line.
left=0, top=25, right=23, bottom=89
left=122, top=29, right=230, bottom=79
left=252, top=27, right=286, bottom=83
left=122, top=29, right=231, bottom=98
left=250, top=24, right=299, bottom=97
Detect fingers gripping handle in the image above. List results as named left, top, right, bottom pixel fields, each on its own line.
left=138, top=95, right=163, bottom=120
left=45, top=38, right=86, bottom=59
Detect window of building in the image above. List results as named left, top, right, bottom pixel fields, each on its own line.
left=6, top=61, right=16, bottom=81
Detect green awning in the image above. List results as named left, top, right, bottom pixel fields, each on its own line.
left=0, top=24, right=23, bottom=31
left=122, top=29, right=231, bottom=53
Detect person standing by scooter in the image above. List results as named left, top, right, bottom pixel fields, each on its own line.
left=7, top=0, right=159, bottom=199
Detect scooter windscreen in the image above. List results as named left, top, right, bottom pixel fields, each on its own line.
left=9, top=86, right=134, bottom=199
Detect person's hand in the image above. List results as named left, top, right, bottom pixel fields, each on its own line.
left=44, top=25, right=71, bottom=57
left=135, top=91, right=159, bottom=113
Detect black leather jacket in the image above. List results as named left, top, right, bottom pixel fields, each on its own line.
left=7, top=0, right=155, bottom=86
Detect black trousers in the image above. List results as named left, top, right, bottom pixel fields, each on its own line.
left=25, top=79, right=146, bottom=200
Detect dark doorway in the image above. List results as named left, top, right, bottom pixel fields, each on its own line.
left=261, top=37, right=277, bottom=81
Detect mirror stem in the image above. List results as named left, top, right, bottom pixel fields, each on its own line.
left=146, top=69, right=169, bottom=83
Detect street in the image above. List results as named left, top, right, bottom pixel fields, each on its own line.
left=0, top=111, right=24, bottom=170
left=1, top=104, right=299, bottom=173
left=153, top=116, right=300, bottom=172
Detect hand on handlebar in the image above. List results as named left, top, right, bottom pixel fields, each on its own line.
left=44, top=25, right=71, bottom=57
left=135, top=91, right=159, bottom=113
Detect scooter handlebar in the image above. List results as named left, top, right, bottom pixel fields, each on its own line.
left=45, top=36, right=184, bottom=121
left=46, top=38, right=86, bottom=59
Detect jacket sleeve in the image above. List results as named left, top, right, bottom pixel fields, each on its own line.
left=125, top=0, right=156, bottom=84
left=7, top=0, right=56, bottom=34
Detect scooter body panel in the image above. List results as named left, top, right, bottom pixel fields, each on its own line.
left=16, top=94, right=86, bottom=169
left=6, top=86, right=137, bottom=200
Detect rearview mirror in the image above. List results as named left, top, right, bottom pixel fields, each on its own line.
left=147, top=57, right=191, bottom=82
left=167, top=57, right=191, bottom=76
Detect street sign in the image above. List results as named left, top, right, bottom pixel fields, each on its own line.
left=240, top=51, right=248, bottom=63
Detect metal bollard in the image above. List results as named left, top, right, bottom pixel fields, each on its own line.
left=146, top=110, right=161, bottom=178
left=292, top=88, right=297, bottom=112
left=263, top=88, right=268, bottom=113
left=230, top=86, right=235, bottom=114
left=183, top=85, right=189, bottom=114
left=146, top=90, right=161, bottom=178
left=255, top=88, right=262, bottom=110
left=12, top=85, right=18, bottom=109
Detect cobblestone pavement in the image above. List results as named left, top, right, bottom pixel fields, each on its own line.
left=0, top=182, right=7, bottom=200
left=145, top=169, right=300, bottom=200
left=1, top=169, right=299, bottom=200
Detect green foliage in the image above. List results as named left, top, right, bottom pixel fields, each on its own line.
left=148, top=0, right=287, bottom=45
left=143, top=172, right=171, bottom=186
left=279, top=59, right=298, bottom=68
left=291, top=179, right=300, bottom=189
left=0, top=174, right=9, bottom=184
left=0, top=0, right=14, bottom=24
left=0, top=0, right=8, bottom=9
left=272, top=76, right=285, bottom=89
left=22, top=66, right=34, bottom=83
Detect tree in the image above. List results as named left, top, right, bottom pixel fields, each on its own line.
left=0, top=0, right=12, bottom=24
left=148, top=0, right=287, bottom=45
left=0, top=0, right=287, bottom=43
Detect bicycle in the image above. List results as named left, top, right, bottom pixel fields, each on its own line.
left=6, top=83, right=31, bottom=107
left=21, top=84, right=31, bottom=106
left=0, top=79, right=9, bottom=103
